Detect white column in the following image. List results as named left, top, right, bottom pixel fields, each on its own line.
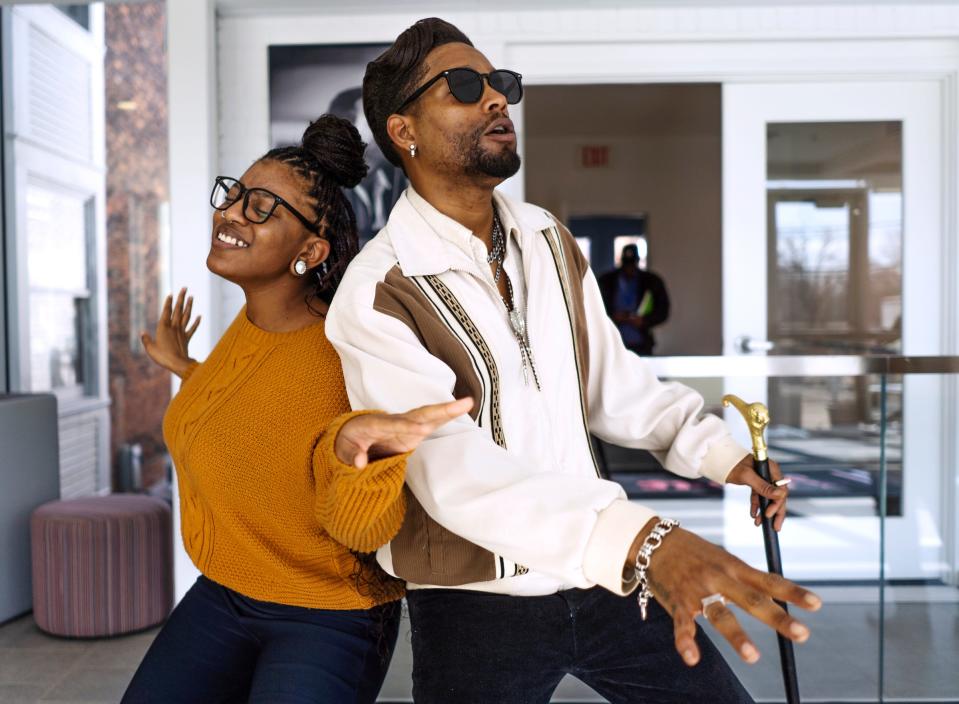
left=166, top=0, right=218, bottom=600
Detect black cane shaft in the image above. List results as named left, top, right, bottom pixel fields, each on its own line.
left=775, top=632, right=801, bottom=704
left=758, top=499, right=784, bottom=577
left=755, top=458, right=802, bottom=704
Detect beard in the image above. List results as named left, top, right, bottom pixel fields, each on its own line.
left=456, top=121, right=521, bottom=179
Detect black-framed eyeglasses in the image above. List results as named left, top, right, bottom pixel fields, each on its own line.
left=210, top=176, right=319, bottom=233
left=396, top=68, right=523, bottom=114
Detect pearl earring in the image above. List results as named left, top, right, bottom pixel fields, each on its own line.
left=409, top=143, right=417, bottom=158
left=294, top=260, right=307, bottom=276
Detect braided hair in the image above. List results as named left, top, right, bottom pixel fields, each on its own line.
left=261, top=113, right=367, bottom=311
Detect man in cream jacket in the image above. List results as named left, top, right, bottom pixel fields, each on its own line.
left=327, top=17, right=820, bottom=704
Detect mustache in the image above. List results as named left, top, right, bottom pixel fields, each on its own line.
left=472, top=113, right=510, bottom=140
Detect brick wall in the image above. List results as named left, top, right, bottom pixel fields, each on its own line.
left=105, top=2, right=171, bottom=489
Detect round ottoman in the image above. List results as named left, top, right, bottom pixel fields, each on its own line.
left=31, top=494, right=173, bottom=637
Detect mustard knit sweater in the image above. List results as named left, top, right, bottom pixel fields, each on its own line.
left=163, top=308, right=407, bottom=609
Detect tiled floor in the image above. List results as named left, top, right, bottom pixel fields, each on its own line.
left=0, top=616, right=157, bottom=704
left=1, top=588, right=957, bottom=703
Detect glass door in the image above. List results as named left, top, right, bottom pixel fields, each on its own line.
left=721, top=81, right=947, bottom=581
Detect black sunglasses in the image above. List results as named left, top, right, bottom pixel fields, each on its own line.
left=396, top=67, right=523, bottom=114
left=210, top=176, right=319, bottom=233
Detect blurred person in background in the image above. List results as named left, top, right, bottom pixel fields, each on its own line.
left=599, top=243, right=670, bottom=356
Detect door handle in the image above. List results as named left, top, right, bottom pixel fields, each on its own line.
left=735, top=336, right=776, bottom=353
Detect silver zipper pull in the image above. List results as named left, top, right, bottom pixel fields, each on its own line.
left=525, top=343, right=541, bottom=391
left=514, top=338, right=529, bottom=385
left=508, top=309, right=526, bottom=339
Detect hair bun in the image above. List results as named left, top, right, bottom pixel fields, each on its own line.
left=301, top=114, right=368, bottom=189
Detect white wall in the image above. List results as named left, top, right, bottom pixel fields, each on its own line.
left=526, top=130, right=722, bottom=356
left=166, top=0, right=218, bottom=598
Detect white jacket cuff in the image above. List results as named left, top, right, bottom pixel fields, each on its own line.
left=701, top=435, right=751, bottom=484
left=582, top=499, right=657, bottom=595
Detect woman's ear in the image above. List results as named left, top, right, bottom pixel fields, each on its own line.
left=298, top=235, right=331, bottom=271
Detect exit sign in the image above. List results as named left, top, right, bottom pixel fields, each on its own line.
left=581, top=145, right=609, bottom=168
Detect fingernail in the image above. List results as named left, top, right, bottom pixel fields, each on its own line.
left=790, top=623, right=809, bottom=641
left=741, top=643, right=759, bottom=663
left=804, top=594, right=822, bottom=609
left=683, top=649, right=696, bottom=665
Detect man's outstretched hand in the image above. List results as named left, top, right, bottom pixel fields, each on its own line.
left=638, top=524, right=821, bottom=667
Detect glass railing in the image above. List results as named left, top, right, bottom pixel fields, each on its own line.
left=377, top=356, right=958, bottom=703
left=594, top=355, right=959, bottom=704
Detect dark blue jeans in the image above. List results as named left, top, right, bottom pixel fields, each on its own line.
left=122, top=576, right=400, bottom=704
left=407, top=586, right=754, bottom=704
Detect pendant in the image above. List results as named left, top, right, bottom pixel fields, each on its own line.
left=509, top=309, right=526, bottom=340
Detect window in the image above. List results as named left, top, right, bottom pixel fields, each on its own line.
left=766, top=121, right=902, bottom=351
left=54, top=4, right=89, bottom=30
left=613, top=235, right=648, bottom=270
left=574, top=236, right=591, bottom=265
left=25, top=179, right=95, bottom=398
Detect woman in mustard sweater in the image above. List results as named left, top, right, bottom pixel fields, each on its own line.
left=122, top=115, right=469, bottom=704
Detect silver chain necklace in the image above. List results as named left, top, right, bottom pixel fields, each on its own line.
left=487, top=210, right=540, bottom=389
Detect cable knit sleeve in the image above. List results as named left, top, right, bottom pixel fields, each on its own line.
left=179, top=360, right=201, bottom=382
left=313, top=410, right=410, bottom=553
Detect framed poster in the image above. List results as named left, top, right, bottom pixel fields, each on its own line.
left=269, top=43, right=408, bottom=243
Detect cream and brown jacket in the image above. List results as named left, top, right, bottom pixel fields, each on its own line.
left=326, top=187, right=749, bottom=597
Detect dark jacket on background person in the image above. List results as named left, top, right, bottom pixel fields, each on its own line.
left=598, top=268, right=670, bottom=355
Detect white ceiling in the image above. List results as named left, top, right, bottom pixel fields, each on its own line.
left=214, top=0, right=959, bottom=18
left=20, top=0, right=954, bottom=11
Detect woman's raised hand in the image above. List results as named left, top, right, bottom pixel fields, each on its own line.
left=335, top=398, right=474, bottom=469
left=141, top=288, right=201, bottom=378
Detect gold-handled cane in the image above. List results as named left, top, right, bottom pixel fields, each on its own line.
left=722, top=395, right=801, bottom=704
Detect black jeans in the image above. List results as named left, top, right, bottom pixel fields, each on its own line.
left=407, top=586, right=754, bottom=704
left=121, top=576, right=400, bottom=704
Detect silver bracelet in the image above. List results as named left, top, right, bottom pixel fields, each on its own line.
left=634, top=518, right=680, bottom=620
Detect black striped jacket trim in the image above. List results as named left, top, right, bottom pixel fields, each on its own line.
left=424, top=274, right=507, bottom=450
